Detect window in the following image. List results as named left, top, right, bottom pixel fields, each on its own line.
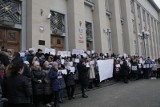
left=85, top=22, right=93, bottom=41
left=131, top=0, right=135, bottom=13
left=0, top=0, right=22, bottom=24
left=57, top=39, right=61, bottom=44
left=143, top=9, right=146, bottom=22
left=50, top=11, right=65, bottom=35
left=132, top=19, right=136, bottom=33
left=137, top=4, right=140, bottom=18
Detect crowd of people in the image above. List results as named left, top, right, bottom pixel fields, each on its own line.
left=0, top=47, right=160, bottom=107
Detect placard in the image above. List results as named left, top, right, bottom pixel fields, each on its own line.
left=69, top=62, right=73, bottom=66
left=19, top=52, right=25, bottom=57
left=58, top=69, right=67, bottom=75
left=44, top=48, right=56, bottom=55
left=61, top=59, right=65, bottom=65
left=116, top=64, right=120, bottom=68
left=97, top=59, right=114, bottom=82
left=69, top=67, right=75, bottom=73
left=75, top=59, right=80, bottom=63
left=131, top=66, right=137, bottom=71
left=72, top=49, right=84, bottom=55
left=90, top=61, right=95, bottom=65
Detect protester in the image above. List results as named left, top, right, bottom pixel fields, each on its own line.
left=121, top=60, right=130, bottom=83
left=43, top=61, right=52, bottom=107
left=77, top=59, right=89, bottom=98
left=48, top=62, right=61, bottom=107
left=31, top=61, right=45, bottom=107
left=4, top=58, right=32, bottom=107
left=64, top=61, right=76, bottom=100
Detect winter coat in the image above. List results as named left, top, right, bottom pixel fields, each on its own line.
left=4, top=74, right=32, bottom=104
left=48, top=67, right=62, bottom=91
left=121, top=61, right=130, bottom=76
left=31, top=69, right=45, bottom=95
left=23, top=64, right=32, bottom=78
left=65, top=70, right=75, bottom=86
left=0, top=83, right=3, bottom=107
left=77, top=63, right=89, bottom=86
left=43, top=69, right=52, bottom=95
left=58, top=72, right=66, bottom=89
left=131, top=62, right=139, bottom=73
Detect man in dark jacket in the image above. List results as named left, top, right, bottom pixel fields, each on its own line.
left=77, top=59, right=89, bottom=98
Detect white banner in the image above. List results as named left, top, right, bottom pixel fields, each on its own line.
left=97, top=59, right=114, bottom=82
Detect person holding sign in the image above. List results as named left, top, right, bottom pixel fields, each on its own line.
left=113, top=59, right=121, bottom=81
left=77, top=59, right=89, bottom=98
left=48, top=62, right=61, bottom=107
left=121, top=59, right=130, bottom=83
left=131, top=59, right=139, bottom=80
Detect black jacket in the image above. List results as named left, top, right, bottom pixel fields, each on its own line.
left=32, top=69, right=45, bottom=95
left=65, top=70, right=75, bottom=86
left=77, top=63, right=89, bottom=86
left=4, top=74, right=32, bottom=104
left=121, top=61, right=130, bottom=76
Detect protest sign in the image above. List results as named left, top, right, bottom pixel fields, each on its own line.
left=97, top=59, right=114, bottom=82
left=72, top=49, right=84, bottom=55
left=58, top=69, right=67, bottom=75
left=69, top=67, right=75, bottom=73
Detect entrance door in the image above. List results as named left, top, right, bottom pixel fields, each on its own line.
left=51, top=35, right=64, bottom=51
left=87, top=41, right=93, bottom=51
left=0, top=28, right=20, bottom=52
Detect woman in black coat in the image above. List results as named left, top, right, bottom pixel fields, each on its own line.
left=77, top=59, right=89, bottom=98
left=65, top=69, right=75, bottom=100
left=121, top=60, right=130, bottom=83
left=4, top=58, right=32, bottom=107
left=31, top=61, right=45, bottom=107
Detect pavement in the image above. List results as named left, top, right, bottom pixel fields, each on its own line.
left=59, top=79, right=160, bottom=107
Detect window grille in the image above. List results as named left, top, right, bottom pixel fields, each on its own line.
left=85, top=22, right=92, bottom=41
left=0, top=0, right=22, bottom=25
left=50, top=11, right=65, bottom=35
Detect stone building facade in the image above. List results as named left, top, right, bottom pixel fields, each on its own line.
left=0, top=0, right=159, bottom=58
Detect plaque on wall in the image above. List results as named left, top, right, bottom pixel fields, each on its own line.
left=39, top=40, right=45, bottom=46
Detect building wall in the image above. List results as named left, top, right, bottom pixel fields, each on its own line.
left=27, top=0, right=51, bottom=51
left=24, top=0, right=160, bottom=58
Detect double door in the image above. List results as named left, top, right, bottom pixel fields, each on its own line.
left=0, top=28, right=20, bottom=52
left=51, top=35, right=64, bottom=51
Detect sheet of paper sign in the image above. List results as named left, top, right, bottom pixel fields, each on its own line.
left=69, top=67, right=75, bottom=73
left=61, top=59, right=65, bottom=65
left=19, top=52, right=25, bottom=57
left=69, top=62, right=73, bottom=66
left=90, top=61, right=94, bottom=65
left=143, top=65, right=146, bottom=68
left=131, top=66, right=137, bottom=70
left=75, top=59, right=79, bottom=63
left=50, top=49, right=56, bottom=55
left=116, top=64, right=120, bottom=68
left=146, top=64, right=150, bottom=68
left=58, top=69, right=67, bottom=75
